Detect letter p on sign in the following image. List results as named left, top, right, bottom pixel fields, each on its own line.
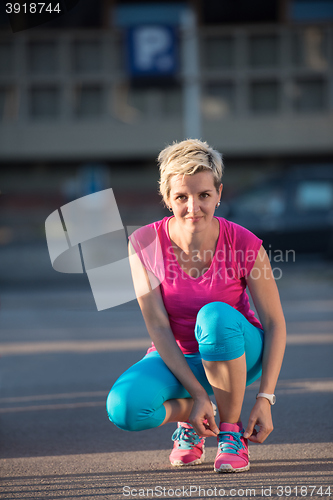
left=127, top=24, right=177, bottom=76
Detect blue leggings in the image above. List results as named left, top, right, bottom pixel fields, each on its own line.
left=106, top=302, right=264, bottom=432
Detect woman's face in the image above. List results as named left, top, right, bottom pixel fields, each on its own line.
left=167, top=171, right=222, bottom=233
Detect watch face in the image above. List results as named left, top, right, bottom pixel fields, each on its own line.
left=271, top=395, right=276, bottom=405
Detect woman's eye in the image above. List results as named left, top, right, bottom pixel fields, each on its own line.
left=201, top=193, right=209, bottom=198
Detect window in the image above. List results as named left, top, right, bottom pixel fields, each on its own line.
left=160, top=87, right=182, bottom=116
left=75, top=85, right=104, bottom=117
left=0, top=42, right=14, bottom=75
left=249, top=81, right=280, bottom=113
left=128, top=87, right=148, bottom=115
left=202, top=82, right=235, bottom=119
left=72, top=40, right=103, bottom=74
left=128, top=85, right=182, bottom=118
left=292, top=27, right=328, bottom=70
left=30, top=86, right=60, bottom=119
left=293, top=78, right=327, bottom=112
left=0, top=87, right=7, bottom=119
left=249, top=35, right=279, bottom=68
left=0, top=86, right=17, bottom=121
left=28, top=41, right=58, bottom=74
left=202, top=37, right=234, bottom=69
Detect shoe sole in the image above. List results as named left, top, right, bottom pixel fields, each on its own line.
left=214, top=462, right=250, bottom=473
left=170, top=450, right=205, bottom=467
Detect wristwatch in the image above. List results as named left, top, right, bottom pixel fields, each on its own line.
left=256, top=393, right=276, bottom=405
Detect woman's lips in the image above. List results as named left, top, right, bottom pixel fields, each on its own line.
left=186, top=216, right=202, bottom=222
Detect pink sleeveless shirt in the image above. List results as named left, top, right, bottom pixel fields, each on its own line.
left=129, top=216, right=263, bottom=355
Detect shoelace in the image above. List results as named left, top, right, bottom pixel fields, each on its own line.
left=171, top=425, right=202, bottom=450
left=217, top=431, right=245, bottom=455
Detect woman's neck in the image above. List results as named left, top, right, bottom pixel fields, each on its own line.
left=169, top=217, right=219, bottom=254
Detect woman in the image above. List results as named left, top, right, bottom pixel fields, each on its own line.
left=106, top=139, right=286, bottom=473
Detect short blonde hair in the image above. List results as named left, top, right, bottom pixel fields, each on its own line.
left=158, top=139, right=224, bottom=205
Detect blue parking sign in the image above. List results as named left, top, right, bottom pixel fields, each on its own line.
left=127, top=25, right=178, bottom=77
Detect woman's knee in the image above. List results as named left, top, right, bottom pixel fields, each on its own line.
left=106, top=382, right=143, bottom=432
left=106, top=364, right=168, bottom=432
left=195, top=302, right=245, bottom=361
left=106, top=383, right=131, bottom=431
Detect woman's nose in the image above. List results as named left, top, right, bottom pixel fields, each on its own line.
left=187, top=197, right=199, bottom=213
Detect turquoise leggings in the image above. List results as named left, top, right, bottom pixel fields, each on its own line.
left=106, top=302, right=264, bottom=432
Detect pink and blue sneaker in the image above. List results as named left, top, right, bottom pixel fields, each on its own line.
left=169, top=421, right=205, bottom=466
left=214, top=421, right=250, bottom=473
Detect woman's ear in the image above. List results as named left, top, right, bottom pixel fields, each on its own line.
left=165, top=198, right=172, bottom=212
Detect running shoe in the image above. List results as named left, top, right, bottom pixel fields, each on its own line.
left=169, top=402, right=216, bottom=467
left=214, top=421, right=250, bottom=473
left=169, top=421, right=205, bottom=466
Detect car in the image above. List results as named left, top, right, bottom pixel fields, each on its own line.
left=216, top=166, right=333, bottom=257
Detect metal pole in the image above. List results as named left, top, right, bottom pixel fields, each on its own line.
left=181, top=7, right=202, bottom=140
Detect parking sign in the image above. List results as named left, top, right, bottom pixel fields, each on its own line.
left=127, top=24, right=178, bottom=77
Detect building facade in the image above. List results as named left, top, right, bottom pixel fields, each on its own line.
left=0, top=1, right=332, bottom=165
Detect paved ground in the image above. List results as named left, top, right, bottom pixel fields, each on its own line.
left=0, top=257, right=332, bottom=499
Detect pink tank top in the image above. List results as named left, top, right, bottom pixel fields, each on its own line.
left=129, top=216, right=263, bottom=355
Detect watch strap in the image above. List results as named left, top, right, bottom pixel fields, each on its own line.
left=256, top=392, right=276, bottom=405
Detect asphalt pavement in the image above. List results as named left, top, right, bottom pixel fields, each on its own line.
left=0, top=257, right=332, bottom=499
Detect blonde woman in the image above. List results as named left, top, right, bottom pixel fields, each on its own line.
left=107, top=139, right=286, bottom=473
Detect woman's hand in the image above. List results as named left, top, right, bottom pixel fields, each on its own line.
left=243, top=397, right=273, bottom=443
left=188, top=394, right=220, bottom=438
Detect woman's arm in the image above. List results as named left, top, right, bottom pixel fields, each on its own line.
left=128, top=241, right=219, bottom=437
left=244, top=245, right=286, bottom=443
